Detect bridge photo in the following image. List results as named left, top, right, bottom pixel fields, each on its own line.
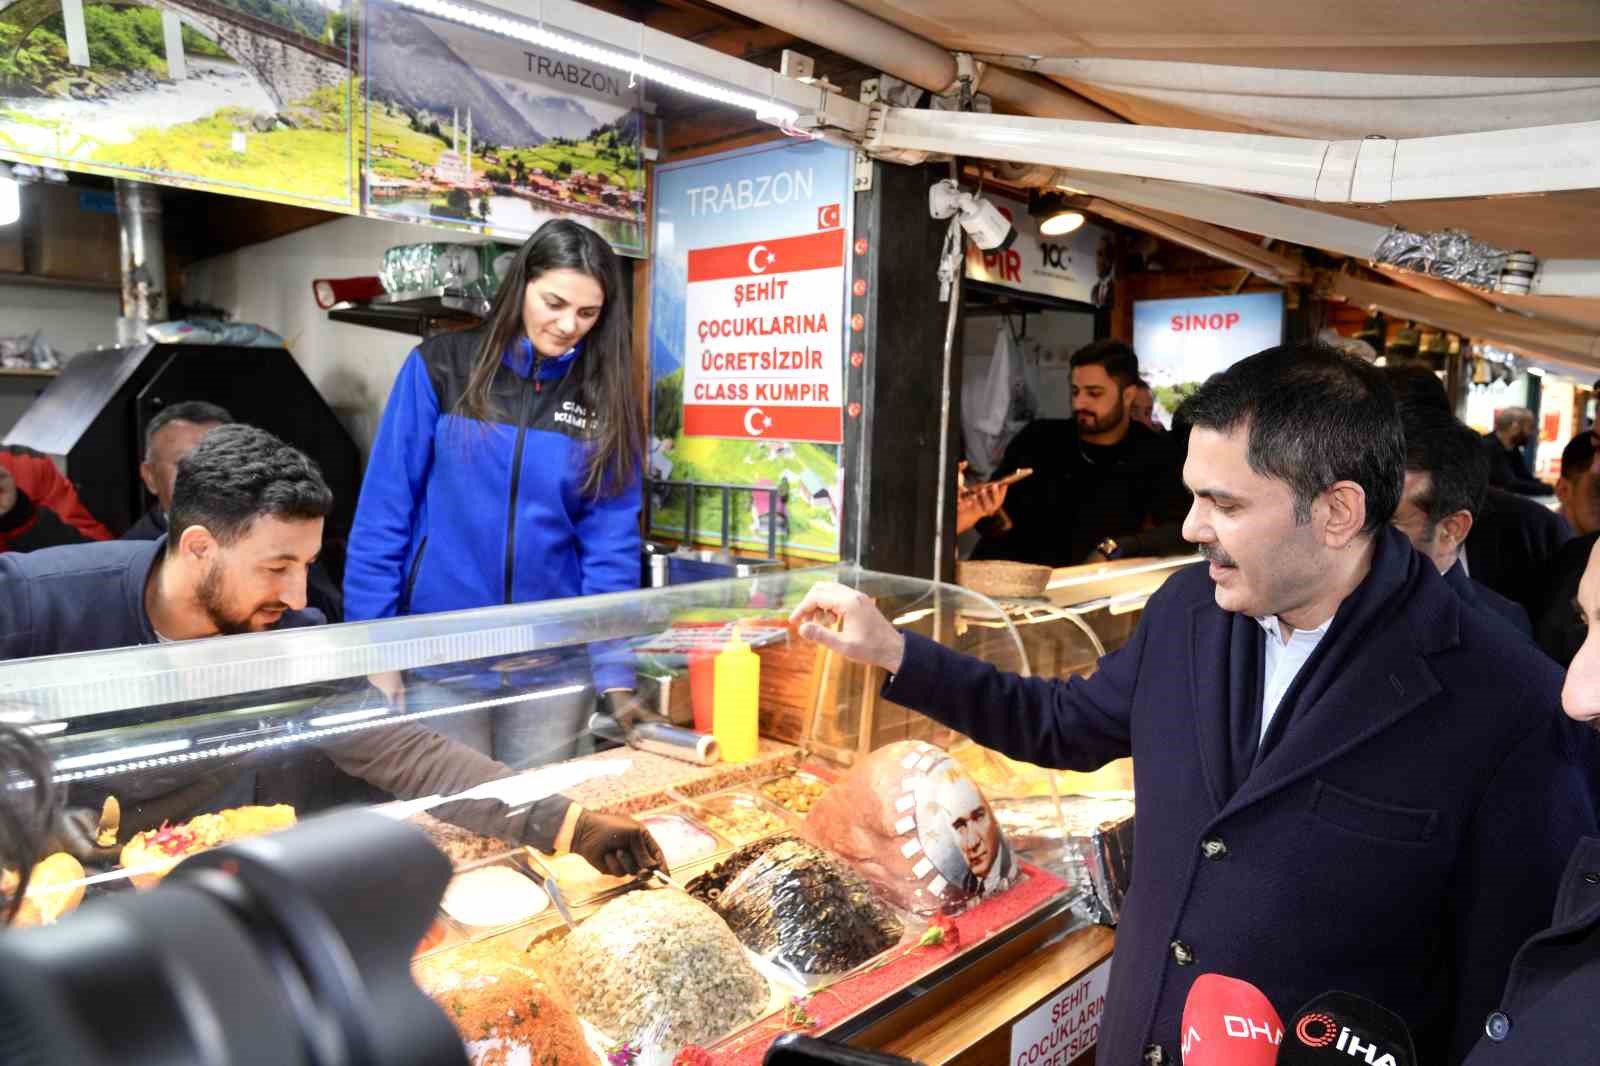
left=0, top=0, right=355, bottom=209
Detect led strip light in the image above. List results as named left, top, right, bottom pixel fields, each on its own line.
left=394, top=0, right=801, bottom=125
left=46, top=684, right=589, bottom=785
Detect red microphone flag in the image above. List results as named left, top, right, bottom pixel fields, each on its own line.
left=1181, top=973, right=1284, bottom=1065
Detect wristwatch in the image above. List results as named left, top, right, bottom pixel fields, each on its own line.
left=1095, top=537, right=1125, bottom=560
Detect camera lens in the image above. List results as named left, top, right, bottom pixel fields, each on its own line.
left=0, top=811, right=466, bottom=1066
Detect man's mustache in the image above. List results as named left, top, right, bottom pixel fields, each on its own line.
left=1199, top=543, right=1238, bottom=567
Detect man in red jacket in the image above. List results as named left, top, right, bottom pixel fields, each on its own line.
left=0, top=445, right=112, bottom=552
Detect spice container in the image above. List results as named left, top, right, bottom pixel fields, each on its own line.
left=639, top=810, right=725, bottom=868
left=759, top=770, right=830, bottom=814
left=529, top=850, right=635, bottom=906
left=439, top=863, right=549, bottom=932
left=693, top=791, right=793, bottom=846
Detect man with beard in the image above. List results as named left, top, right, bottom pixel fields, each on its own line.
left=791, top=344, right=1594, bottom=1065
left=0, top=425, right=665, bottom=877
left=974, top=340, right=1188, bottom=566
left=123, top=402, right=343, bottom=621
left=1482, top=406, right=1552, bottom=496
left=0, top=423, right=327, bottom=653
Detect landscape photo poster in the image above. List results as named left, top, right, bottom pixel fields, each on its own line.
left=362, top=0, right=646, bottom=254
left=0, top=0, right=357, bottom=211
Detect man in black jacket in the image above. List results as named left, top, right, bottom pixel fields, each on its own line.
left=0, top=425, right=660, bottom=877
left=1378, top=364, right=1572, bottom=610
left=1467, top=486, right=1573, bottom=613
left=1463, top=535, right=1600, bottom=1062
left=1482, top=407, right=1552, bottom=496
left=792, top=345, right=1593, bottom=1065
left=1392, top=403, right=1530, bottom=633
left=975, top=339, right=1188, bottom=566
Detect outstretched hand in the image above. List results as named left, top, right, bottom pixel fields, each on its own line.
left=788, top=582, right=906, bottom=674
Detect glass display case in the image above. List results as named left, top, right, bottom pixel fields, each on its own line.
left=0, top=565, right=1133, bottom=1065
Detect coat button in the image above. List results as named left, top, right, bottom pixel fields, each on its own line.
left=1200, top=835, right=1228, bottom=860
left=1142, top=1044, right=1167, bottom=1065
left=1485, top=1012, right=1512, bottom=1042
left=1583, top=872, right=1599, bottom=885
left=1170, top=940, right=1195, bottom=966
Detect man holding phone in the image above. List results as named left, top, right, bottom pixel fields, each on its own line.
left=973, top=340, right=1189, bottom=566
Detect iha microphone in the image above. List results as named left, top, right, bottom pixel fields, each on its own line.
left=1179, top=973, right=1284, bottom=1065
left=1280, top=991, right=1416, bottom=1066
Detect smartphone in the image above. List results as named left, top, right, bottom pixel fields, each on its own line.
left=990, top=466, right=1034, bottom=489
left=764, top=1035, right=924, bottom=1066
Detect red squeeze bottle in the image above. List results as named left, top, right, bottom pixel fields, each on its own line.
left=688, top=644, right=718, bottom=734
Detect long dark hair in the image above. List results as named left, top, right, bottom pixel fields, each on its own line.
left=458, top=220, right=643, bottom=498
left=0, top=723, right=56, bottom=925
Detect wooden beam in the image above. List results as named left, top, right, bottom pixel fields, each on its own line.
left=1317, top=270, right=1600, bottom=369
left=1373, top=263, right=1497, bottom=308
left=1087, top=198, right=1307, bottom=285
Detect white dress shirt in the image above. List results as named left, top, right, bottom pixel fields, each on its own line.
left=1253, top=614, right=1332, bottom=742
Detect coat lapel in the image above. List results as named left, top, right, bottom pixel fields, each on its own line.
left=1222, top=618, right=1445, bottom=818
left=1187, top=599, right=1233, bottom=815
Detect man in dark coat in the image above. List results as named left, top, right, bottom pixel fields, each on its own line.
left=1482, top=406, right=1551, bottom=496
left=792, top=344, right=1594, bottom=1066
left=1392, top=402, right=1530, bottom=634
left=1463, top=535, right=1600, bottom=1062
left=1466, top=486, right=1572, bottom=613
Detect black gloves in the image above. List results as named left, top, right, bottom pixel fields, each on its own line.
left=568, top=809, right=666, bottom=877
left=43, top=807, right=120, bottom=865
left=600, top=690, right=670, bottom=748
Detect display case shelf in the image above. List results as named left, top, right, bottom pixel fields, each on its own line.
left=0, top=565, right=1136, bottom=1066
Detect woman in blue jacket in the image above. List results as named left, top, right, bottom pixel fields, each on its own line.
left=345, top=219, right=645, bottom=769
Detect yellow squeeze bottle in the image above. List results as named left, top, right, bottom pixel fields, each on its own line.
left=712, top=636, right=760, bottom=764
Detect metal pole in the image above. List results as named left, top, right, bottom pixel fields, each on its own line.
left=720, top=486, right=731, bottom=553
left=932, top=158, right=963, bottom=584
left=115, top=180, right=167, bottom=346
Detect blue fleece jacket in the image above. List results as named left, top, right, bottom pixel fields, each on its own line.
left=344, top=330, right=640, bottom=689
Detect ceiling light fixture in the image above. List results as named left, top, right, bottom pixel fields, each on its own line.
left=1029, top=190, right=1090, bottom=238
left=1040, top=209, right=1086, bottom=237
left=394, top=0, right=800, bottom=124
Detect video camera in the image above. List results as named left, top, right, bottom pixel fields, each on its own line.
left=0, top=811, right=921, bottom=1066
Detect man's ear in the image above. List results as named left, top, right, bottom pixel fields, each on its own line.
left=176, top=524, right=217, bottom=563
left=1557, top=477, right=1575, bottom=510
left=138, top=460, right=159, bottom=498
left=1321, top=480, right=1369, bottom=549
left=1437, top=509, right=1475, bottom=554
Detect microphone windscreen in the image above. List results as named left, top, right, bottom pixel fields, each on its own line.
left=1280, top=991, right=1416, bottom=1066
left=1180, top=973, right=1284, bottom=1065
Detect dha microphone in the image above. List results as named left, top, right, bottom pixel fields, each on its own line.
left=1280, top=991, right=1417, bottom=1066
left=1180, top=973, right=1284, bottom=1065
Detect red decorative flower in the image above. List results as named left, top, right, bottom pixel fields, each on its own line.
left=919, top=914, right=961, bottom=950
left=673, top=1048, right=714, bottom=1066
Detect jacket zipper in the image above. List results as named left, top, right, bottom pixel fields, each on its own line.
left=503, top=379, right=536, bottom=604
left=401, top=535, right=429, bottom=613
